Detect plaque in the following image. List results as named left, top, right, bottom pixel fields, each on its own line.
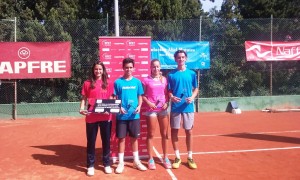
left=93, top=99, right=121, bottom=113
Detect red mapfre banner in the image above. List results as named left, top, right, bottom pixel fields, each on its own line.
left=245, top=41, right=300, bottom=61
left=0, top=42, right=71, bottom=79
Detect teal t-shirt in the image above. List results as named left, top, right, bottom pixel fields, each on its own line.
left=113, top=77, right=144, bottom=120
left=167, top=69, right=198, bottom=113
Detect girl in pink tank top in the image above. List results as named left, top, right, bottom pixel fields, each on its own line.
left=142, top=59, right=172, bottom=170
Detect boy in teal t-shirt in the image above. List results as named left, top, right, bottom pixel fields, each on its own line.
left=113, top=58, right=147, bottom=174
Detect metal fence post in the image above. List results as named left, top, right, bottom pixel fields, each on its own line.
left=13, top=17, right=17, bottom=120
left=270, top=15, right=273, bottom=96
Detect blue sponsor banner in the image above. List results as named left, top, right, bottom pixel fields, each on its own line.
left=151, top=41, right=210, bottom=69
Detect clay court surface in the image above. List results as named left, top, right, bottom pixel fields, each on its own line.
left=0, top=111, right=300, bottom=179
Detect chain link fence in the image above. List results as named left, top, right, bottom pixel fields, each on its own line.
left=0, top=18, right=299, bottom=109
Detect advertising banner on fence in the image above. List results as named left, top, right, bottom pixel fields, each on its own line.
left=0, top=42, right=71, bottom=79
left=245, top=41, right=300, bottom=61
left=151, top=41, right=210, bottom=69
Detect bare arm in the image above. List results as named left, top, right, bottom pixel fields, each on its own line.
left=134, top=95, right=143, bottom=113
left=169, top=91, right=181, bottom=103
left=79, top=96, right=88, bottom=115
left=186, top=88, right=199, bottom=104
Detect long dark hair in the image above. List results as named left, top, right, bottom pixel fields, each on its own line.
left=90, top=60, right=108, bottom=89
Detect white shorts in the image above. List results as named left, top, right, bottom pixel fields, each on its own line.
left=170, top=112, right=194, bottom=130
left=144, top=109, right=168, bottom=117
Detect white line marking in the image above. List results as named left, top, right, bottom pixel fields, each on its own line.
left=154, top=130, right=300, bottom=139
left=0, top=123, right=27, bottom=127
left=192, top=130, right=300, bottom=138
left=152, top=130, right=300, bottom=179
left=193, top=146, right=300, bottom=155
left=163, top=146, right=300, bottom=156
left=153, top=146, right=177, bottom=180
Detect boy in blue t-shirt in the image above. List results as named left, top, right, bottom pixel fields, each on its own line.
left=167, top=50, right=199, bottom=169
left=113, top=58, right=147, bottom=174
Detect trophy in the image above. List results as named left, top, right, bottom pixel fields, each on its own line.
left=126, top=99, right=135, bottom=114
left=180, top=88, right=187, bottom=99
left=155, top=95, right=164, bottom=109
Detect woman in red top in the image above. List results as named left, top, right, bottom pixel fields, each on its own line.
left=80, top=61, right=113, bottom=176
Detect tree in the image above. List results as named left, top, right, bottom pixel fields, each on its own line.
left=200, top=0, right=249, bottom=97
left=237, top=0, right=300, bottom=96
left=238, top=0, right=300, bottom=18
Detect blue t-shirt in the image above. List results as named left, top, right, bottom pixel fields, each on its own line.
left=167, top=69, right=198, bottom=113
left=114, top=77, right=144, bottom=120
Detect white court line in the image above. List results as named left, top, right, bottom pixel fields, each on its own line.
left=153, top=146, right=300, bottom=180
left=166, top=146, right=300, bottom=156
left=193, top=146, right=300, bottom=155
left=152, top=130, right=300, bottom=179
left=0, top=122, right=28, bottom=128
left=153, top=146, right=177, bottom=180
left=186, top=130, right=300, bottom=138
left=154, top=130, right=300, bottom=139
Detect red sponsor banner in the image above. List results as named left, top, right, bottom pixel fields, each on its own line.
left=99, top=37, right=151, bottom=81
left=99, top=37, right=151, bottom=160
left=0, top=42, right=71, bottom=79
left=245, top=41, right=300, bottom=61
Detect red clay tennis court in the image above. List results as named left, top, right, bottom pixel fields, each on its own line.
left=0, top=111, right=300, bottom=179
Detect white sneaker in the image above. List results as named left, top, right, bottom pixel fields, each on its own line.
left=133, top=160, right=147, bottom=171
left=115, top=162, right=125, bottom=174
left=87, top=167, right=94, bottom=176
left=104, top=166, right=112, bottom=174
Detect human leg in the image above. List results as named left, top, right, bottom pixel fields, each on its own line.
left=99, top=120, right=112, bottom=173
left=185, top=129, right=193, bottom=154
left=116, top=120, right=127, bottom=156
left=182, top=113, right=194, bottom=153
left=183, top=113, right=197, bottom=169
left=170, top=113, right=182, bottom=169
left=157, top=112, right=169, bottom=158
left=146, top=114, right=157, bottom=169
left=115, top=138, right=125, bottom=174
left=171, top=129, right=179, bottom=152
left=86, top=122, right=98, bottom=175
left=186, top=128, right=197, bottom=169
left=129, top=119, right=147, bottom=171
left=158, top=112, right=171, bottom=168
left=170, top=113, right=181, bottom=156
left=131, top=137, right=147, bottom=171
left=115, top=120, right=127, bottom=174
left=146, top=115, right=157, bottom=159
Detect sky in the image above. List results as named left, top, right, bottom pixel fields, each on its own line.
left=200, top=0, right=223, bottom=12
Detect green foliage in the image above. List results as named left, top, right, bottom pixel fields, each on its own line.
left=0, top=0, right=299, bottom=104
left=116, top=0, right=202, bottom=20
left=239, top=0, right=300, bottom=18
left=0, top=1, right=16, bottom=19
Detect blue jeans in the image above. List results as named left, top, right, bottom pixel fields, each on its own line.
left=86, top=121, right=112, bottom=168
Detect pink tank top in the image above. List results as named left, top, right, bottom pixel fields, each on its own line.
left=142, top=76, right=168, bottom=112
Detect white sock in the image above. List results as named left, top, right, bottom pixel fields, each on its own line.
left=133, top=151, right=139, bottom=162
left=188, top=151, right=193, bottom=159
left=118, top=153, right=124, bottom=163
left=175, top=150, right=180, bottom=159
